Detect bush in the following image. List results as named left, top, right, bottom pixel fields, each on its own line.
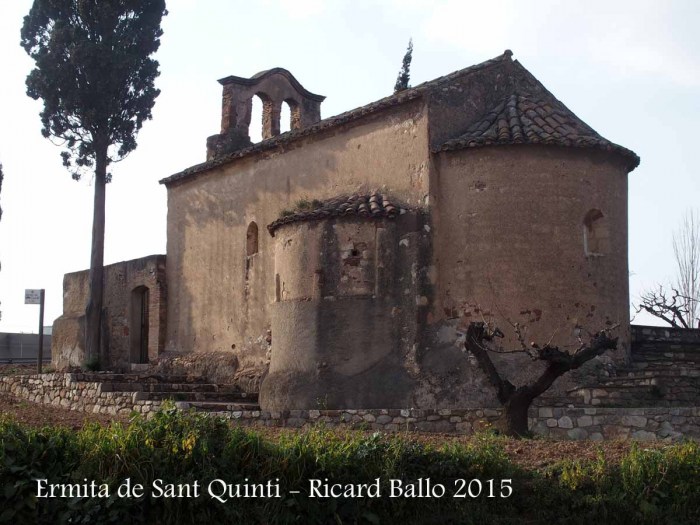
left=1, top=408, right=699, bottom=524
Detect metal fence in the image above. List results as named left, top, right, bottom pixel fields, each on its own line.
left=0, top=332, right=52, bottom=363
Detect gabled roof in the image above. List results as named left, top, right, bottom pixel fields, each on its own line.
left=160, top=50, right=639, bottom=186
left=267, top=192, right=404, bottom=236
left=435, top=93, right=640, bottom=169
left=160, top=52, right=513, bottom=186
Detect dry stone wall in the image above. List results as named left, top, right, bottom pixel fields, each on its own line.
left=2, top=373, right=698, bottom=441
left=0, top=373, right=162, bottom=417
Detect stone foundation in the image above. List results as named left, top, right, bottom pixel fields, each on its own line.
left=1, top=373, right=698, bottom=441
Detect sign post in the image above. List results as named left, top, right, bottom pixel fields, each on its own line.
left=25, top=289, right=45, bottom=373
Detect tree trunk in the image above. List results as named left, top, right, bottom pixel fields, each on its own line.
left=84, top=141, right=107, bottom=367
left=503, top=393, right=534, bottom=437
left=464, top=321, right=617, bottom=438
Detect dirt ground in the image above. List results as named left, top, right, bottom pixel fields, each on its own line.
left=0, top=392, right=127, bottom=429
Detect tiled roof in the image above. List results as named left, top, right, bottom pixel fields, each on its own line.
left=160, top=52, right=514, bottom=186
left=436, top=93, right=640, bottom=169
left=267, top=192, right=403, bottom=236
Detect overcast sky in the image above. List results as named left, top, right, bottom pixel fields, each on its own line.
left=0, top=0, right=698, bottom=333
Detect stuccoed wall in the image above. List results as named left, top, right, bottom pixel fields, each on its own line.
left=262, top=216, right=426, bottom=410
left=164, top=100, right=430, bottom=378
left=426, top=145, right=630, bottom=399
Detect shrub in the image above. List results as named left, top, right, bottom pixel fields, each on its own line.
left=1, top=409, right=699, bottom=524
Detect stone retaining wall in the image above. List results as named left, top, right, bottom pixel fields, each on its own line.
left=0, top=373, right=162, bottom=417
left=1, top=373, right=698, bottom=441
left=530, top=406, right=699, bottom=441
left=631, top=324, right=700, bottom=346
left=196, top=406, right=503, bottom=434
left=197, top=406, right=698, bottom=441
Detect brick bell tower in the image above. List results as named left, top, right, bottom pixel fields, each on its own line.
left=206, top=68, right=325, bottom=160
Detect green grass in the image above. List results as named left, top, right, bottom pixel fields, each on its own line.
left=1, top=405, right=699, bottom=524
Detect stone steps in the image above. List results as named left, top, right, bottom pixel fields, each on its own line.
left=181, top=401, right=261, bottom=412
left=632, top=349, right=700, bottom=365
left=595, top=375, right=700, bottom=388
left=101, top=382, right=243, bottom=393
left=576, top=341, right=700, bottom=408
left=68, top=372, right=261, bottom=410
left=620, top=367, right=700, bottom=378
left=134, top=390, right=258, bottom=403
left=570, top=384, right=699, bottom=408
left=77, top=372, right=208, bottom=384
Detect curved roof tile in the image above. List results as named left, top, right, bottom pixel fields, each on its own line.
left=436, top=93, right=640, bottom=170
left=267, top=192, right=404, bottom=236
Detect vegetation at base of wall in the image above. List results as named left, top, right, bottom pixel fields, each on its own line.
left=1, top=406, right=699, bottom=524
left=279, top=198, right=325, bottom=218
left=82, top=356, right=101, bottom=372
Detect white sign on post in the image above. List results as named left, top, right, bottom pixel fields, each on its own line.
left=25, top=289, right=42, bottom=305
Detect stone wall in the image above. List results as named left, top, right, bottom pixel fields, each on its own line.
left=0, top=373, right=162, bottom=417
left=2, top=373, right=698, bottom=441
left=431, top=145, right=630, bottom=387
left=52, top=255, right=167, bottom=370
left=631, top=324, right=700, bottom=348
left=531, top=406, right=698, bottom=441
left=559, top=325, right=700, bottom=408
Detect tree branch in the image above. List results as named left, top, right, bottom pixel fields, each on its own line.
left=636, top=286, right=691, bottom=328
left=464, top=323, right=515, bottom=403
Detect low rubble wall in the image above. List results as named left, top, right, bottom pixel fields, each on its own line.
left=1, top=373, right=698, bottom=441
left=0, top=373, right=162, bottom=417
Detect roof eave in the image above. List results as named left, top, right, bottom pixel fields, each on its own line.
left=434, top=141, right=640, bottom=172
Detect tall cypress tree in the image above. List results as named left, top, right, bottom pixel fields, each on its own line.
left=21, top=0, right=167, bottom=366
left=394, top=38, right=413, bottom=93
left=0, top=163, right=3, bottom=322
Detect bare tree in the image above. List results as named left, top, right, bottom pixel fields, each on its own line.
left=673, top=209, right=699, bottom=328
left=637, top=210, right=699, bottom=329
left=636, top=285, right=694, bottom=329
left=464, top=321, right=618, bottom=437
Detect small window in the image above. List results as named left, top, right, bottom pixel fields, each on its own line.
left=583, top=209, right=608, bottom=256
left=246, top=222, right=259, bottom=256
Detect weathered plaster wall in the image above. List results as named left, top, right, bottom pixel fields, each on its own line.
left=52, top=255, right=167, bottom=370
left=164, top=101, right=430, bottom=379
left=262, top=217, right=425, bottom=410
left=427, top=145, right=629, bottom=395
